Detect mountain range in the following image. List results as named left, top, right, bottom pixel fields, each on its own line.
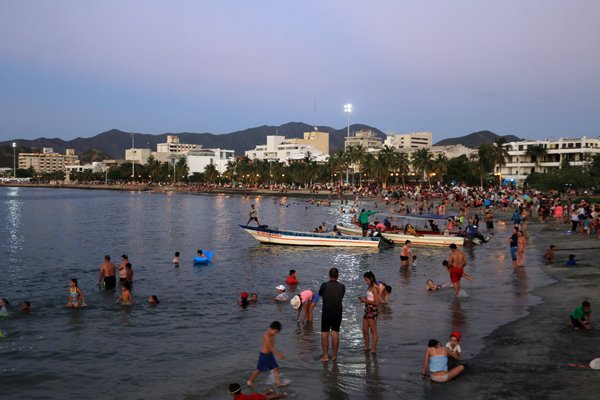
left=0, top=123, right=519, bottom=167
left=433, top=130, right=521, bottom=147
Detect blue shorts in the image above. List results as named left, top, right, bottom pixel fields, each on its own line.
left=311, top=292, right=320, bottom=303
left=256, top=352, right=278, bottom=372
left=510, top=246, right=517, bottom=261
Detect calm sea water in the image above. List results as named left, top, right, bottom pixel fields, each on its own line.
left=0, top=187, right=553, bottom=400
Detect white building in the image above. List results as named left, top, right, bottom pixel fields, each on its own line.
left=125, top=148, right=152, bottom=164
left=18, top=148, right=79, bottom=173
left=65, top=161, right=108, bottom=174
left=384, top=131, right=432, bottom=150
left=430, top=144, right=477, bottom=160
left=499, top=136, right=600, bottom=182
left=157, top=135, right=201, bottom=153
left=186, top=148, right=235, bottom=175
left=344, top=130, right=383, bottom=150
left=245, top=135, right=328, bottom=164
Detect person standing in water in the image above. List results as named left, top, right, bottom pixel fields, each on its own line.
left=401, top=240, right=413, bottom=269
left=318, top=268, right=345, bottom=362
left=448, top=243, right=470, bottom=296
left=98, top=255, right=116, bottom=289
left=118, top=254, right=129, bottom=285
left=359, top=271, right=381, bottom=354
left=66, top=278, right=86, bottom=308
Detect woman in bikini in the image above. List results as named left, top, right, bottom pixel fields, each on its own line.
left=359, top=271, right=381, bottom=353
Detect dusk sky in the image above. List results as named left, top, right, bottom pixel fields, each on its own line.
left=1, top=0, right=599, bottom=142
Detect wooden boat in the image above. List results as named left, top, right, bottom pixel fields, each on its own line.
left=334, top=224, right=465, bottom=247
left=239, top=225, right=383, bottom=248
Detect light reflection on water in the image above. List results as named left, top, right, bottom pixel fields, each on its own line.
left=0, top=187, right=554, bottom=400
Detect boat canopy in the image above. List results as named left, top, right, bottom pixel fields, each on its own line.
left=370, top=212, right=455, bottom=221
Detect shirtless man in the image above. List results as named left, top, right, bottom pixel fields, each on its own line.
left=401, top=240, right=413, bottom=269
left=447, top=243, right=471, bottom=296
left=118, top=254, right=129, bottom=285
left=98, top=255, right=117, bottom=289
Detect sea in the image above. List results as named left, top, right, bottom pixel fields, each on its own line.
left=0, top=187, right=553, bottom=400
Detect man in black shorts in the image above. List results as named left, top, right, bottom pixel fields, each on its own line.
left=318, top=267, right=345, bottom=362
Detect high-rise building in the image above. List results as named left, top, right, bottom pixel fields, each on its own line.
left=344, top=130, right=383, bottom=150
left=384, top=131, right=432, bottom=150
left=18, top=148, right=79, bottom=173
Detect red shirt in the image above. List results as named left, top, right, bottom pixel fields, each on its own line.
left=234, top=393, right=267, bottom=400
left=286, top=275, right=298, bottom=285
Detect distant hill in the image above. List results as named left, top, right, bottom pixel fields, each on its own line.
left=434, top=131, right=521, bottom=148
left=0, top=122, right=385, bottom=164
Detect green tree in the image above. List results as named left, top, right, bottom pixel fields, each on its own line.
left=432, top=154, right=448, bottom=182
left=411, top=148, right=434, bottom=186
left=477, top=144, right=496, bottom=187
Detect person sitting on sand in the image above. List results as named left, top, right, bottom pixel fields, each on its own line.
left=228, top=383, right=288, bottom=399
left=570, top=301, right=592, bottom=330
left=445, top=331, right=462, bottom=361
left=421, top=339, right=465, bottom=383
left=543, top=245, right=556, bottom=264
left=566, top=254, right=577, bottom=267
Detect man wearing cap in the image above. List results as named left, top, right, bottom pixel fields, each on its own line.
left=318, top=267, right=345, bottom=362
left=227, top=382, right=288, bottom=399
left=273, top=285, right=289, bottom=302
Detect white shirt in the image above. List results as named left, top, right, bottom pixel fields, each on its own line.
left=446, top=342, right=462, bottom=353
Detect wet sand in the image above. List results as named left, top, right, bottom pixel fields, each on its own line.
left=428, top=219, right=600, bottom=400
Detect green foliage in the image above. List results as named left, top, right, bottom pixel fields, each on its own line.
left=525, top=166, right=600, bottom=192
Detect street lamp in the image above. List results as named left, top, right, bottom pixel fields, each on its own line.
left=12, top=142, right=16, bottom=178
left=344, top=103, right=352, bottom=184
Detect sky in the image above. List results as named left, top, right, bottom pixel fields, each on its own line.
left=1, top=0, right=599, bottom=142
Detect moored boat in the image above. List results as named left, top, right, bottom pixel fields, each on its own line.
left=239, top=225, right=384, bottom=248
left=334, top=224, right=465, bottom=247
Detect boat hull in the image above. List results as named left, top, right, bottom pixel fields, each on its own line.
left=240, top=225, right=380, bottom=248
left=335, top=225, right=464, bottom=247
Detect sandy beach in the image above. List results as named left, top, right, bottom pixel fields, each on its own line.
left=428, top=218, right=600, bottom=400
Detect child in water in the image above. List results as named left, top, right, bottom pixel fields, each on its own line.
left=66, top=279, right=86, bottom=308
left=566, top=254, right=577, bottom=267
left=426, top=279, right=451, bottom=291
left=0, top=298, right=9, bottom=316
left=116, top=282, right=132, bottom=305
left=173, top=252, right=180, bottom=265
left=239, top=292, right=250, bottom=308
left=543, top=245, right=556, bottom=264
left=148, top=295, right=160, bottom=305
left=246, top=321, right=286, bottom=387
left=445, top=331, right=462, bottom=360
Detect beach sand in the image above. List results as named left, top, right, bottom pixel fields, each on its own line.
left=428, top=219, right=600, bottom=400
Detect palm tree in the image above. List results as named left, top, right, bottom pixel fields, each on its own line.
left=432, top=154, right=448, bottom=182
left=492, top=137, right=510, bottom=171
left=477, top=144, right=496, bottom=187
left=526, top=144, right=547, bottom=173
left=348, top=144, right=368, bottom=187
left=204, top=163, right=219, bottom=184
left=329, top=150, right=347, bottom=185
left=411, top=148, right=434, bottom=186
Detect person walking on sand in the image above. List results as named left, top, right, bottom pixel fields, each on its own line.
left=98, top=255, right=116, bottom=289
left=401, top=240, right=413, bottom=269
left=447, top=244, right=471, bottom=296
left=246, top=321, right=286, bottom=387
left=247, top=204, right=260, bottom=226
left=319, top=267, right=345, bottom=362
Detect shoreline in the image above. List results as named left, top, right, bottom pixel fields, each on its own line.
left=428, top=220, right=600, bottom=399
left=0, top=182, right=336, bottom=198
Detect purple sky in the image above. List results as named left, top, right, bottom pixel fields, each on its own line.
left=1, top=0, right=599, bottom=141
